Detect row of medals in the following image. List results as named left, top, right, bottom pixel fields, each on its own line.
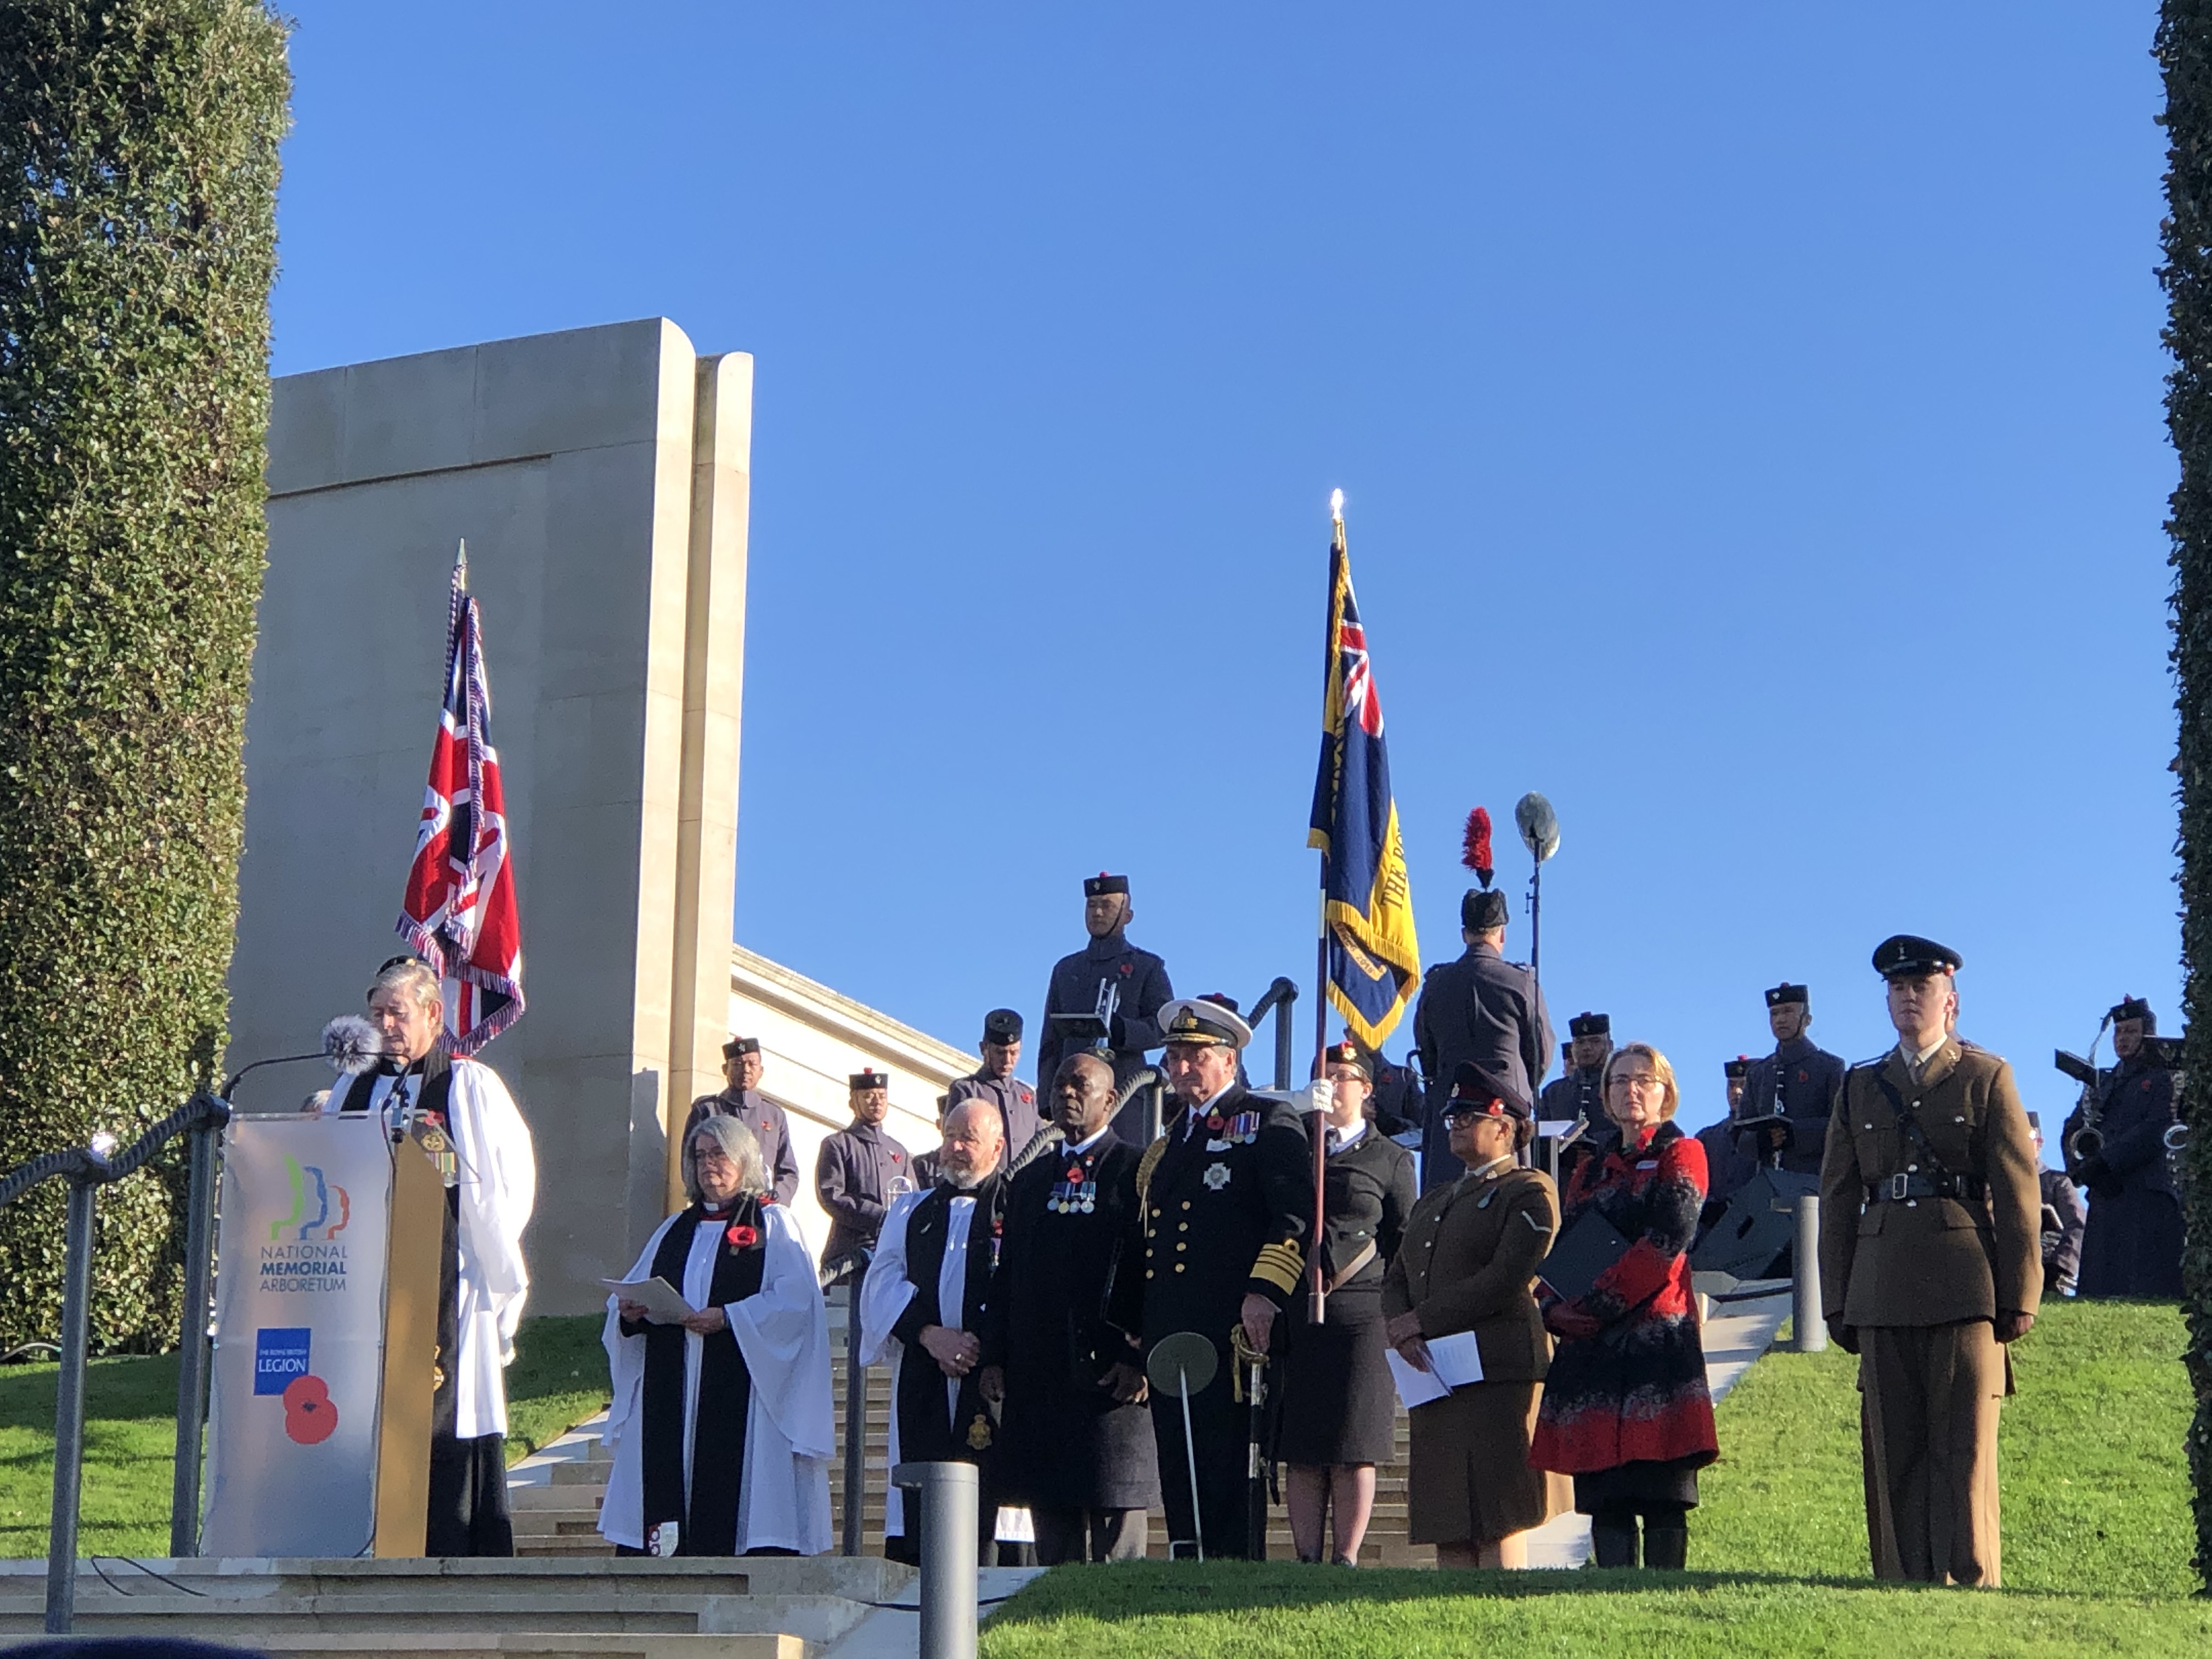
left=1049, top=1165, right=1097, bottom=1215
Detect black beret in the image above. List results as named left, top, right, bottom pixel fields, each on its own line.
left=1444, top=1060, right=1531, bottom=1121
left=1568, top=1012, right=1611, bottom=1038
left=1319, top=1039, right=1372, bottom=1078
left=1083, top=872, right=1130, bottom=897
left=849, top=1069, right=889, bottom=1091
left=2109, top=996, right=2155, bottom=1030
left=1765, top=983, right=1810, bottom=1008
left=1724, top=1056, right=1750, bottom=1080
left=982, top=1008, right=1023, bottom=1044
left=1460, top=888, right=1510, bottom=931
left=722, top=1035, right=760, bottom=1059
left=1872, top=934, right=1962, bottom=979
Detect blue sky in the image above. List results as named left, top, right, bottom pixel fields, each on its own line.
left=272, top=4, right=2178, bottom=1137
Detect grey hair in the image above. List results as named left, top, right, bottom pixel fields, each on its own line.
left=369, top=958, right=443, bottom=1012
left=684, top=1115, right=768, bottom=1205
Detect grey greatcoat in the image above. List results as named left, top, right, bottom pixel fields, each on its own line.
left=1412, top=943, right=1553, bottom=1190
left=681, top=1087, right=802, bottom=1205
left=1035, top=930, right=1173, bottom=1142
left=1739, top=1037, right=1847, bottom=1178
left=815, top=1120, right=916, bottom=1270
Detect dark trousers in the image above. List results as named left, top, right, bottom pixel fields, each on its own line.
left=1032, top=1504, right=1148, bottom=1565
left=1149, top=1359, right=1260, bottom=1559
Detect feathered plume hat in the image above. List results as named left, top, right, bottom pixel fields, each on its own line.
left=1461, top=807, right=1494, bottom=889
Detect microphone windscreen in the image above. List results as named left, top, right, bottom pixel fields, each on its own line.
left=321, top=1015, right=385, bottom=1076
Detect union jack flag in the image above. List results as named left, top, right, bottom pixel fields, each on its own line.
left=397, top=549, right=524, bottom=1056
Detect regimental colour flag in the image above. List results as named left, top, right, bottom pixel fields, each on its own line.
left=398, top=549, right=524, bottom=1056
left=1306, top=514, right=1420, bottom=1049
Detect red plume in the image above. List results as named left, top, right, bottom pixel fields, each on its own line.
left=1461, top=807, right=1494, bottom=889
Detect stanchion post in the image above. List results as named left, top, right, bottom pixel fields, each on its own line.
left=170, top=1097, right=228, bottom=1558
left=46, top=1173, right=100, bottom=1633
left=893, top=1462, right=978, bottom=1659
left=1792, top=1193, right=1826, bottom=1353
left=839, top=1251, right=872, bottom=1556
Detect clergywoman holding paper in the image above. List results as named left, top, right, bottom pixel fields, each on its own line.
left=1530, top=1042, right=1717, bottom=1572
left=1381, top=1063, right=1567, bottom=1569
left=599, top=1116, right=834, bottom=1556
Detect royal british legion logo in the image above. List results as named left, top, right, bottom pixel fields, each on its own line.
left=253, top=1327, right=311, bottom=1395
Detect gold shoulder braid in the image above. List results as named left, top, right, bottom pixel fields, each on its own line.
left=1136, top=1134, right=1169, bottom=1201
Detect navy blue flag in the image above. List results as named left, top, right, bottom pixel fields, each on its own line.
left=1306, top=517, right=1420, bottom=1048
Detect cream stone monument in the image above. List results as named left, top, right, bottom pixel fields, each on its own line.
left=231, top=319, right=953, bottom=1313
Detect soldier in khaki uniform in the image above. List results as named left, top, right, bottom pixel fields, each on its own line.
left=1818, top=935, right=2042, bottom=1588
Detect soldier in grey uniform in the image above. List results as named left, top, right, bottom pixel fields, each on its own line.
left=1695, top=1058, right=1759, bottom=1219
left=2063, top=996, right=2183, bottom=1297
left=1739, top=984, right=1846, bottom=1178
left=2025, top=1113, right=2085, bottom=1297
left=1412, top=887, right=1553, bottom=1192
left=1542, top=1013, right=1616, bottom=1184
left=947, top=1008, right=1045, bottom=1161
left=1036, top=874, right=1175, bottom=1144
left=815, top=1069, right=916, bottom=1276
left=681, top=1036, right=800, bottom=1204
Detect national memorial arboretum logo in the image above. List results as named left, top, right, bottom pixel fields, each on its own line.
left=260, top=1153, right=351, bottom=1293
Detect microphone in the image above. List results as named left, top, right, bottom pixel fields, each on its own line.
left=219, top=1017, right=388, bottom=1101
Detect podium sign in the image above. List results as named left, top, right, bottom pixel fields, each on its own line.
left=200, top=1113, right=440, bottom=1558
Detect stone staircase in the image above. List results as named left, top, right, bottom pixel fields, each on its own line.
left=510, top=1290, right=1434, bottom=1568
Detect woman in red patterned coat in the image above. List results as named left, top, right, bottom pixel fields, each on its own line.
left=1530, top=1041, right=1718, bottom=1570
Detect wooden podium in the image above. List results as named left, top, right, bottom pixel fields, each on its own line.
left=200, top=1116, right=452, bottom=1559
left=371, top=1133, right=444, bottom=1555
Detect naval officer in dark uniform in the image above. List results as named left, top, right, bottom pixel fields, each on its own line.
left=946, top=1008, right=1045, bottom=1162
left=2063, top=996, right=2184, bottom=1298
left=1412, top=887, right=1553, bottom=1192
left=1036, top=873, right=1175, bottom=1143
left=681, top=1036, right=802, bottom=1205
left=815, top=1069, right=915, bottom=1276
left=1110, top=997, right=1314, bottom=1560
left=1740, top=984, right=1846, bottom=1178
left=1542, top=1013, right=1616, bottom=1182
left=1695, top=1058, right=1760, bottom=1221
left=979, top=1051, right=1160, bottom=1562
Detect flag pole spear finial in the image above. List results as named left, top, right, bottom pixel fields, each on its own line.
left=455, top=539, right=469, bottom=591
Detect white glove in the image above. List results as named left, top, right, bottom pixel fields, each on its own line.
left=1294, top=1079, right=1335, bottom=1118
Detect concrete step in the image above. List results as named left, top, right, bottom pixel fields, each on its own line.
left=239, top=1638, right=804, bottom=1659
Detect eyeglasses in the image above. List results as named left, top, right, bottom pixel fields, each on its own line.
left=1607, top=1075, right=1665, bottom=1095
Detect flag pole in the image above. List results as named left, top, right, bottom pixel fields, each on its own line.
left=1310, top=492, right=1348, bottom=1326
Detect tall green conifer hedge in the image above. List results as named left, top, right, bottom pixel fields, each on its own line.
left=2159, top=0, right=2212, bottom=1594
left=0, top=2, right=286, bottom=1352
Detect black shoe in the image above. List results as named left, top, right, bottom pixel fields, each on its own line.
left=1643, top=1525, right=1688, bottom=1571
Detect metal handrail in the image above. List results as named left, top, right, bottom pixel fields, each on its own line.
left=0, top=1090, right=232, bottom=1633
left=1245, top=976, right=1300, bottom=1090
left=823, top=1245, right=876, bottom=1556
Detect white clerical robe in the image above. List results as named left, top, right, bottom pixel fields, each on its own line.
left=320, top=1056, right=534, bottom=1440
left=857, top=1190, right=1031, bottom=1541
left=597, top=1200, right=834, bottom=1554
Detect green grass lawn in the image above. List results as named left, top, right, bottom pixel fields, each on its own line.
left=0, top=1312, right=609, bottom=1559
left=983, top=1299, right=2205, bottom=1658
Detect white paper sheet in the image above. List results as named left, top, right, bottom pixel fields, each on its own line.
left=600, top=1274, right=698, bottom=1324
left=1386, top=1347, right=1451, bottom=1408
left=1425, top=1330, right=1485, bottom=1386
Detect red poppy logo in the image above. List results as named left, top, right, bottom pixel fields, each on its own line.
left=725, top=1223, right=760, bottom=1250
left=283, top=1375, right=338, bottom=1444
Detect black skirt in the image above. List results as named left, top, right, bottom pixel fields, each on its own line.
left=1572, top=1455, right=1702, bottom=1515
left=1270, top=1284, right=1396, bottom=1466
